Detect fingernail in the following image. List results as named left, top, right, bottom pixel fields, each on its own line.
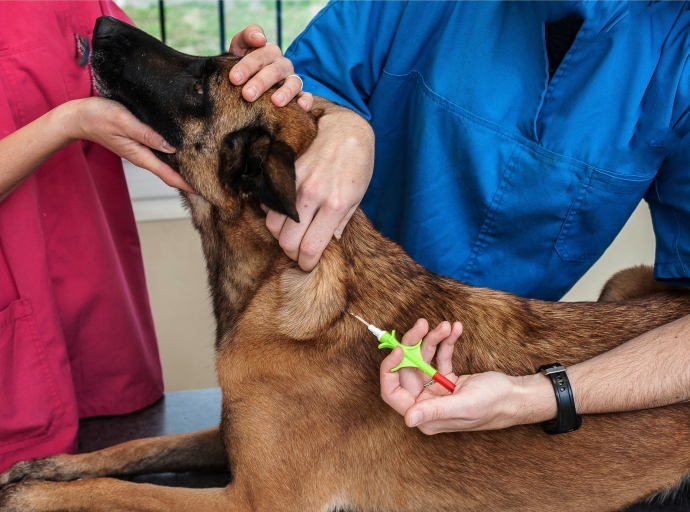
left=232, top=71, right=243, bottom=84
left=250, top=31, right=266, bottom=42
left=274, top=92, right=286, bottom=104
left=246, top=86, right=257, bottom=100
left=409, top=411, right=422, bottom=427
left=161, top=140, right=175, bottom=153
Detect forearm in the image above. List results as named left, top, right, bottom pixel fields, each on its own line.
left=569, top=313, right=690, bottom=413
left=516, top=313, right=690, bottom=423
left=0, top=102, right=77, bottom=202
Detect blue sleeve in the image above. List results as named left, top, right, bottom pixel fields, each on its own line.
left=284, top=0, right=408, bottom=120
left=646, top=54, right=690, bottom=285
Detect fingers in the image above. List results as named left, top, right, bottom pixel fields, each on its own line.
left=297, top=196, right=354, bottom=270
left=333, top=203, right=358, bottom=241
left=228, top=24, right=266, bottom=57
left=296, top=91, right=314, bottom=112
left=114, top=113, right=195, bottom=194
left=265, top=208, right=287, bottom=240
left=124, top=146, right=195, bottom=194
left=380, top=347, right=416, bottom=416
left=146, top=160, right=195, bottom=194
left=136, top=124, right=175, bottom=154
left=229, top=26, right=304, bottom=106
left=267, top=207, right=319, bottom=269
left=265, top=179, right=349, bottom=270
left=431, top=321, right=462, bottom=376
left=230, top=43, right=295, bottom=103
left=264, top=200, right=355, bottom=270
left=271, top=75, right=304, bottom=108
left=101, top=102, right=175, bottom=154
left=400, top=318, right=430, bottom=347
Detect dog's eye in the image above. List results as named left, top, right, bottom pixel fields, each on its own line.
left=194, top=80, right=203, bottom=94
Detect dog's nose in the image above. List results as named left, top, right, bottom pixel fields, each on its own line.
left=94, top=16, right=125, bottom=40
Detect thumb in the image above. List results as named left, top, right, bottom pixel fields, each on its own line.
left=405, top=399, right=447, bottom=428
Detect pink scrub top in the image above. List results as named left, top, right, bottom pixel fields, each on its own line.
left=0, top=1, right=164, bottom=472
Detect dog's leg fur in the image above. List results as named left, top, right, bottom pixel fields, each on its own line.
left=0, top=428, right=226, bottom=487
left=0, top=473, right=332, bottom=512
left=0, top=479, right=235, bottom=512
left=599, top=266, right=678, bottom=302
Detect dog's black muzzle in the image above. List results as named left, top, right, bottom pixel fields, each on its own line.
left=91, top=16, right=212, bottom=148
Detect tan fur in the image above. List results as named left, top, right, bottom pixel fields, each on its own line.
left=2, top=47, right=690, bottom=512
left=599, top=265, right=681, bottom=302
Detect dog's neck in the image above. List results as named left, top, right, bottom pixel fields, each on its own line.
left=184, top=192, right=434, bottom=344
left=183, top=193, right=690, bottom=378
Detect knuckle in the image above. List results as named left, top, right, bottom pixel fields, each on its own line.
left=265, top=218, right=284, bottom=234
left=431, top=404, right=445, bottom=422
left=112, top=109, right=129, bottom=126
left=141, top=127, right=157, bottom=146
left=266, top=63, right=287, bottom=84
left=464, top=402, right=481, bottom=421
left=265, top=42, right=284, bottom=58
left=279, top=236, right=298, bottom=254
left=324, top=196, right=344, bottom=213
left=299, top=241, right=319, bottom=258
left=298, top=182, right=319, bottom=202
left=277, top=56, right=294, bottom=74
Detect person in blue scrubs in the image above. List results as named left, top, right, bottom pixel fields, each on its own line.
left=230, top=2, right=690, bottom=434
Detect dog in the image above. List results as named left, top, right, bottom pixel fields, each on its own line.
left=1, top=16, right=690, bottom=512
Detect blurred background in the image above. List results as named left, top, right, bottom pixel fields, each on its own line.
left=116, top=0, right=327, bottom=54
left=114, top=0, right=656, bottom=392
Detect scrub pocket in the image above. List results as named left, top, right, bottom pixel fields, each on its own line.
left=0, top=299, right=63, bottom=454
left=554, top=167, right=654, bottom=261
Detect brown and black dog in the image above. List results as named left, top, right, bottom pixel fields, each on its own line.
left=1, top=16, right=690, bottom=512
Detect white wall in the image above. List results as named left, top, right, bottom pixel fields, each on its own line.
left=137, top=219, right=217, bottom=391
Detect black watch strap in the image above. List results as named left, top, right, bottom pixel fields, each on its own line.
left=538, top=363, right=582, bottom=435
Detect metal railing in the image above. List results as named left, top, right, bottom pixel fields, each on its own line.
left=157, top=0, right=284, bottom=52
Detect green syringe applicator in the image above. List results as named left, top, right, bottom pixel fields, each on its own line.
left=349, top=312, right=456, bottom=393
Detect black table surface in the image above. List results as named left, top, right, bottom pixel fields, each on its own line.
left=77, top=388, right=689, bottom=511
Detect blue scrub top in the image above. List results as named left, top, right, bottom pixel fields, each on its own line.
left=286, top=1, right=690, bottom=300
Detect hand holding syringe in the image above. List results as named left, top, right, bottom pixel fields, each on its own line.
left=349, top=312, right=457, bottom=393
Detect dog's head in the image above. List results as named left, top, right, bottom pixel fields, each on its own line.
left=91, top=16, right=320, bottom=221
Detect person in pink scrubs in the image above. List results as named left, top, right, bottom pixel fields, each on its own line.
left=0, top=1, right=191, bottom=472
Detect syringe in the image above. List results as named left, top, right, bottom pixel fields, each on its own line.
left=348, top=312, right=456, bottom=393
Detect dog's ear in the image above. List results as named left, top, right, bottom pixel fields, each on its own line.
left=219, top=127, right=300, bottom=222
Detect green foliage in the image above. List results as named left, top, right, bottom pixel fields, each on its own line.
left=115, top=0, right=328, bottom=56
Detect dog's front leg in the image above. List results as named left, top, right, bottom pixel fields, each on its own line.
left=0, top=478, right=244, bottom=512
left=0, top=427, right=227, bottom=486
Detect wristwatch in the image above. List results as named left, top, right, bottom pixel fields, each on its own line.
left=538, top=363, right=582, bottom=435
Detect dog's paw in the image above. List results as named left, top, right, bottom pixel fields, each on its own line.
left=0, top=456, right=70, bottom=488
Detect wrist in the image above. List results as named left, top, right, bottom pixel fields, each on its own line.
left=53, top=99, right=87, bottom=143
left=511, top=373, right=558, bottom=425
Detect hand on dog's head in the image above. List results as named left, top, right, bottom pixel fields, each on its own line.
left=91, top=16, right=320, bottom=221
